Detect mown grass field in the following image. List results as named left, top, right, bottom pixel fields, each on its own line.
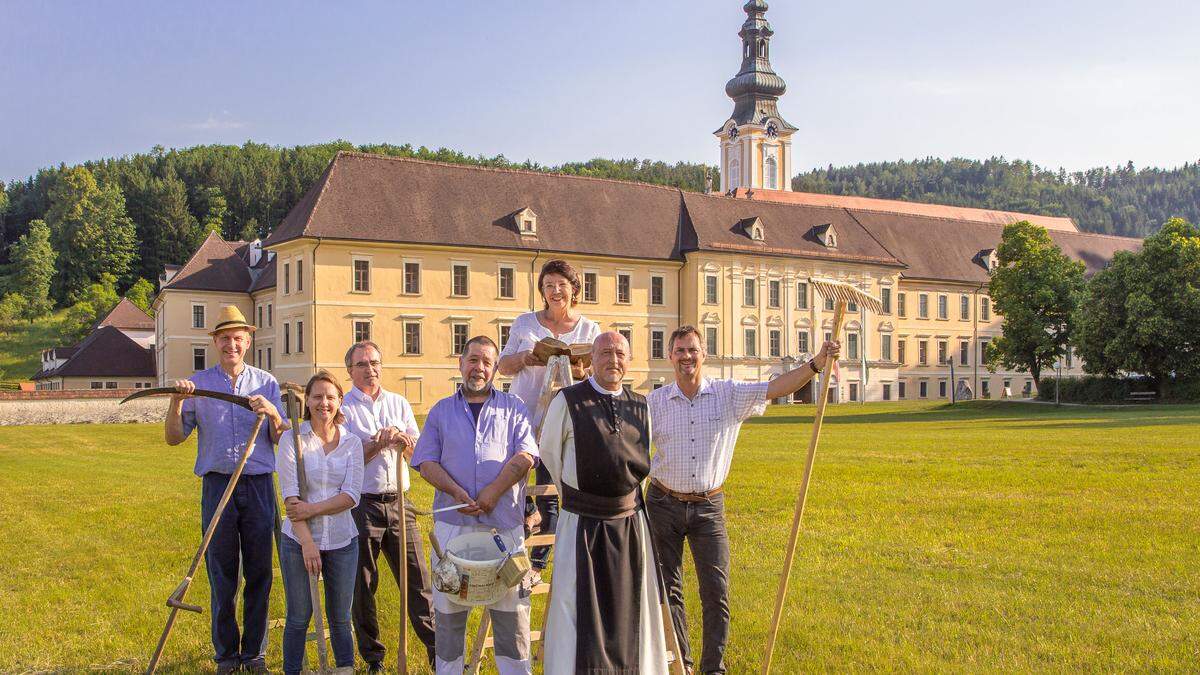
left=1, top=401, right=1198, bottom=672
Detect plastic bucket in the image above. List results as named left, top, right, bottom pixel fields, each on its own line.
left=444, top=531, right=520, bottom=606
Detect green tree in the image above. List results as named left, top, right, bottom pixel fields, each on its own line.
left=1075, top=218, right=1200, bottom=391
left=126, top=169, right=201, bottom=281
left=46, top=167, right=137, bottom=302
left=238, top=217, right=260, bottom=242
left=125, top=278, right=156, bottom=316
left=986, top=221, right=1086, bottom=383
left=7, top=219, right=57, bottom=321
left=60, top=273, right=120, bottom=342
left=0, top=293, right=27, bottom=329
left=199, top=186, right=228, bottom=238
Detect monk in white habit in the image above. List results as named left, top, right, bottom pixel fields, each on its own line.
left=539, top=331, right=670, bottom=674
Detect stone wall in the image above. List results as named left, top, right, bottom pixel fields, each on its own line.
left=0, top=390, right=166, bottom=426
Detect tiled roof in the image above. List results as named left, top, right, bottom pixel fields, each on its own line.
left=161, top=231, right=254, bottom=293
left=93, top=298, right=153, bottom=331
left=264, top=152, right=686, bottom=261
left=733, top=188, right=1080, bottom=232
left=853, top=210, right=1141, bottom=283
left=31, top=326, right=155, bottom=380
left=249, top=256, right=276, bottom=293
left=681, top=192, right=905, bottom=267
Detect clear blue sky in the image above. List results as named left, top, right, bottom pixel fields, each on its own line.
left=3, top=0, right=1198, bottom=183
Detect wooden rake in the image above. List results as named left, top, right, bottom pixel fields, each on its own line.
left=761, top=278, right=882, bottom=674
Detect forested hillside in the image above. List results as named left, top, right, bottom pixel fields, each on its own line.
left=793, top=157, right=1199, bottom=238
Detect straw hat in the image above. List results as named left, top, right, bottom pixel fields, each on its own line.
left=209, top=306, right=256, bottom=336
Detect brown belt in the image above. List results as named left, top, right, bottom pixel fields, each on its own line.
left=650, top=478, right=723, bottom=503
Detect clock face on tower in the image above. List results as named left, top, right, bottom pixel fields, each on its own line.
left=766, top=122, right=778, bottom=138
left=728, top=127, right=739, bottom=140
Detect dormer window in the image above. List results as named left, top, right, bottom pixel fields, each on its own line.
left=740, top=217, right=765, bottom=242
left=978, top=248, right=999, bottom=271
left=515, top=207, right=538, bottom=236
left=813, top=223, right=837, bottom=248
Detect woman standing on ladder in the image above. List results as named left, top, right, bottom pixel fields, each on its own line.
left=278, top=371, right=364, bottom=675
left=497, top=259, right=600, bottom=584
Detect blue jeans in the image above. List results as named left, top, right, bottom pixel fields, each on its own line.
left=280, top=535, right=358, bottom=675
left=201, top=472, right=276, bottom=668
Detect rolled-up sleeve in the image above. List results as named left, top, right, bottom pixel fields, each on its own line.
left=510, top=400, right=539, bottom=466
left=277, top=432, right=300, bottom=500
left=265, top=379, right=285, bottom=424
left=400, top=398, right=420, bottom=439
left=340, top=436, right=364, bottom=507
left=181, top=390, right=198, bottom=438
left=732, top=381, right=770, bottom=421
left=410, top=404, right=442, bottom=471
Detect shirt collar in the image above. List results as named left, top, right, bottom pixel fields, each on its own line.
left=668, top=377, right=713, bottom=401
left=454, top=384, right=496, bottom=405
left=346, top=385, right=385, bottom=405
left=588, top=376, right=622, bottom=397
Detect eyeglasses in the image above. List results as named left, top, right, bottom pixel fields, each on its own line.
left=352, top=360, right=382, bottom=370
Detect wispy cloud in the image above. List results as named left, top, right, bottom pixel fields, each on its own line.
left=185, top=110, right=246, bottom=131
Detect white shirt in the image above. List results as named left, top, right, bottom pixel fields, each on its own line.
left=278, top=422, right=364, bottom=550
left=500, top=310, right=600, bottom=410
left=647, top=378, right=769, bottom=493
left=341, top=385, right=419, bottom=494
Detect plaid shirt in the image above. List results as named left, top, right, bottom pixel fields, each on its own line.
left=647, top=378, right=769, bottom=493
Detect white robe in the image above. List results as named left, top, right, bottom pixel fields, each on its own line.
left=539, top=386, right=670, bottom=674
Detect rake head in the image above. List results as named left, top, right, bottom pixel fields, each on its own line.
left=810, top=278, right=884, bottom=313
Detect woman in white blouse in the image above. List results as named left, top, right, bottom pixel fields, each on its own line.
left=497, top=259, right=600, bottom=579
left=277, top=370, right=364, bottom=675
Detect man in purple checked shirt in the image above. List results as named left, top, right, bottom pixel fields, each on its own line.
left=411, top=335, right=539, bottom=675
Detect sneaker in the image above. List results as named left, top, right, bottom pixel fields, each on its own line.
left=367, top=661, right=384, bottom=673
left=528, top=569, right=544, bottom=587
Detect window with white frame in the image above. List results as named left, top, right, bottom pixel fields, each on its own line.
left=618, top=328, right=633, bottom=354
left=403, top=322, right=421, bottom=355
left=797, top=281, right=809, bottom=309
left=981, top=297, right=991, bottom=321
left=267, top=348, right=272, bottom=370
left=797, top=330, right=809, bottom=354
left=918, top=340, right=928, bottom=365
left=898, top=292, right=907, bottom=317
left=960, top=294, right=970, bottom=320
left=705, top=326, right=719, bottom=354
left=847, top=332, right=859, bottom=360
left=452, top=323, right=469, bottom=355
left=283, top=262, right=291, bottom=294
left=452, top=263, right=469, bottom=297
left=937, top=340, right=947, bottom=364
left=743, top=277, right=756, bottom=306
left=705, top=275, right=719, bottom=304
left=768, top=280, right=781, bottom=308
left=881, top=287, right=892, bottom=314
left=283, top=322, right=291, bottom=354
left=403, top=262, right=421, bottom=295
left=919, top=380, right=928, bottom=398
left=354, top=320, right=371, bottom=343
left=498, top=266, right=515, bottom=299
left=192, top=304, right=205, bottom=329
left=651, top=329, right=665, bottom=359
left=193, top=347, right=206, bottom=371
left=651, top=276, right=664, bottom=305
left=768, top=329, right=781, bottom=357
left=898, top=338, right=907, bottom=364
left=296, top=259, right=303, bottom=293
left=296, top=321, right=304, bottom=353
left=979, top=339, right=990, bottom=365
left=257, top=305, right=263, bottom=327
left=617, top=273, right=631, bottom=304
left=959, top=340, right=969, bottom=366
left=937, top=295, right=948, bottom=320
left=268, top=304, right=273, bottom=327
left=824, top=295, right=835, bottom=311
left=584, top=272, right=598, bottom=303
left=881, top=333, right=893, bottom=361
left=918, top=294, right=929, bottom=318
left=498, top=323, right=512, bottom=351
left=744, top=328, right=758, bottom=357
left=91, top=381, right=103, bottom=390
left=353, top=259, right=371, bottom=292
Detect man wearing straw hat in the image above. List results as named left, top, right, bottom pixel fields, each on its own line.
left=645, top=325, right=838, bottom=675
left=163, top=305, right=287, bottom=674
left=411, top=335, right=539, bottom=675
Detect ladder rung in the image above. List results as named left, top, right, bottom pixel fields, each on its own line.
left=525, top=533, right=555, bottom=547
left=528, top=485, right=559, bottom=497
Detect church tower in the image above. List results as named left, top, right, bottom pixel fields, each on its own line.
left=716, top=0, right=797, bottom=193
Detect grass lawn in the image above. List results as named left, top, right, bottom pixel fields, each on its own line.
left=0, top=309, right=68, bottom=381
left=1, top=400, right=1198, bottom=672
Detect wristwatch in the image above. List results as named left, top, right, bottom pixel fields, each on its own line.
left=808, top=357, right=821, bottom=374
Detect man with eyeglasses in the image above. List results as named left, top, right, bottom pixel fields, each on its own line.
left=341, top=340, right=436, bottom=671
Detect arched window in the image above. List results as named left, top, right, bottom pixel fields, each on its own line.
left=765, top=156, right=778, bottom=190
left=758, top=40, right=766, bottom=57
left=745, top=42, right=751, bottom=59
left=728, top=159, right=741, bottom=190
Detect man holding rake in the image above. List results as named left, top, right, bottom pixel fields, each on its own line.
left=646, top=325, right=839, bottom=675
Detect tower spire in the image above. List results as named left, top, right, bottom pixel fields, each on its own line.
left=714, top=1, right=796, bottom=193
